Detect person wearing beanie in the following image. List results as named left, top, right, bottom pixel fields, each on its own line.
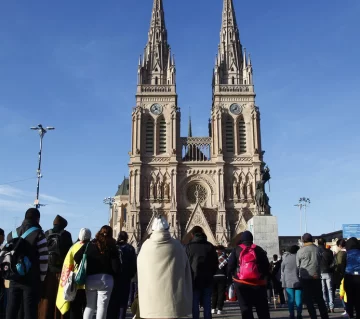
left=227, top=230, right=271, bottom=319
left=296, top=233, right=329, bottom=319
left=5, top=208, right=49, bottom=319
left=138, top=215, right=192, bottom=319
left=39, top=215, right=73, bottom=319
left=56, top=228, right=92, bottom=318
left=107, top=231, right=137, bottom=319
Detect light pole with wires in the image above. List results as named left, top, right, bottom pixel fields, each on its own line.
left=30, top=124, right=55, bottom=209
left=103, top=197, right=115, bottom=224
left=299, top=197, right=311, bottom=233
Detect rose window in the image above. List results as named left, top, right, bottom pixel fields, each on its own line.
left=187, top=184, right=207, bottom=204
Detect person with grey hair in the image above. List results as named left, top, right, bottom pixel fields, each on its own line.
left=137, top=214, right=192, bottom=319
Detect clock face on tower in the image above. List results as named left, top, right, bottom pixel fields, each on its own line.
left=229, top=103, right=242, bottom=115
left=150, top=103, right=163, bottom=115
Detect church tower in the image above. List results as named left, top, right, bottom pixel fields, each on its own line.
left=127, top=0, right=181, bottom=246
left=118, top=0, right=271, bottom=248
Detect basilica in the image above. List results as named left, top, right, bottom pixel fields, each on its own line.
left=110, top=0, right=271, bottom=248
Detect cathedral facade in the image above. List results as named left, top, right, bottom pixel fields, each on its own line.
left=111, top=0, right=271, bottom=248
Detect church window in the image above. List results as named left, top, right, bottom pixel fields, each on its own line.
left=155, top=76, right=159, bottom=85
left=238, top=118, right=247, bottom=154
left=159, top=118, right=167, bottom=153
left=225, top=117, right=234, bottom=153
left=145, top=117, right=154, bottom=153
left=232, top=76, right=235, bottom=84
left=187, top=184, right=207, bottom=205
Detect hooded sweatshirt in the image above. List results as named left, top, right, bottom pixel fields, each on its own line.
left=45, top=215, right=73, bottom=273
left=345, top=237, right=360, bottom=275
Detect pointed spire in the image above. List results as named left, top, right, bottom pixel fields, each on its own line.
left=215, top=0, right=244, bottom=85
left=138, top=0, right=175, bottom=86
left=188, top=108, right=193, bottom=137
left=243, top=48, right=247, bottom=69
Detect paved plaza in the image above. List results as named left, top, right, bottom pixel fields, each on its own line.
left=124, top=301, right=343, bottom=319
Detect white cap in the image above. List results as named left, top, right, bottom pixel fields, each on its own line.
left=152, top=215, right=169, bottom=231
left=78, top=228, right=91, bottom=241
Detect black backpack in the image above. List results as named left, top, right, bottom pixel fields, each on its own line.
left=0, top=227, right=39, bottom=280
left=46, top=230, right=65, bottom=273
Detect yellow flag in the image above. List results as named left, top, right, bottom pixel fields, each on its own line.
left=56, top=241, right=85, bottom=315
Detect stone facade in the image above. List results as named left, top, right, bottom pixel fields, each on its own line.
left=112, top=0, right=273, bottom=248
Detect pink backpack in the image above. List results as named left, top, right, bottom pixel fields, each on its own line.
left=237, top=244, right=261, bottom=280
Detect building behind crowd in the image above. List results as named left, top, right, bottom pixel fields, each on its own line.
left=109, top=0, right=277, bottom=248
left=279, top=230, right=343, bottom=252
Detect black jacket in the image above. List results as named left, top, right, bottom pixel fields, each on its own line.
left=186, top=233, right=218, bottom=289
left=318, top=246, right=335, bottom=274
left=6, top=220, right=49, bottom=284
left=74, top=240, right=120, bottom=276
left=227, top=242, right=270, bottom=282
left=117, top=242, right=137, bottom=280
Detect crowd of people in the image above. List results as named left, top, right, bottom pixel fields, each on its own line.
left=0, top=207, right=359, bottom=319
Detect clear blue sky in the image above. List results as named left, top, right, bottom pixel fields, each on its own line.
left=0, top=0, right=359, bottom=240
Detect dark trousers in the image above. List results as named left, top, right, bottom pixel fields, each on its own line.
left=344, top=274, right=360, bottom=319
left=273, top=279, right=285, bottom=304
left=193, top=287, right=212, bottom=319
left=234, top=283, right=270, bottom=319
left=107, top=278, right=132, bottom=319
left=128, top=281, right=137, bottom=307
left=0, top=281, right=5, bottom=319
left=69, top=289, right=86, bottom=319
left=211, top=277, right=226, bottom=311
left=301, top=279, right=329, bottom=319
left=6, top=281, right=39, bottom=319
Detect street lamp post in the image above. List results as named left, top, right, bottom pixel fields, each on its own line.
left=103, top=197, right=115, bottom=224
left=299, top=197, right=311, bottom=233
left=30, top=124, right=55, bottom=209
left=295, top=197, right=311, bottom=243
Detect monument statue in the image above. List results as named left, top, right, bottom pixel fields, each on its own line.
left=255, top=163, right=271, bottom=214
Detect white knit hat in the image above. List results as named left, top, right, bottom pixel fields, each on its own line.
left=152, top=215, right=169, bottom=231
left=78, top=228, right=91, bottom=241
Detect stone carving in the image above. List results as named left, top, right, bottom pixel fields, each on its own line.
left=219, top=85, right=252, bottom=93
left=187, top=184, right=207, bottom=204
left=255, top=163, right=271, bottom=214
left=148, top=157, right=171, bottom=163
left=156, top=182, right=162, bottom=199
left=164, top=183, right=170, bottom=199
left=141, top=85, right=173, bottom=93
left=142, top=97, right=173, bottom=102
left=220, top=97, right=251, bottom=102
left=231, top=157, right=252, bottom=162
left=247, top=181, right=253, bottom=199
left=149, top=180, right=154, bottom=198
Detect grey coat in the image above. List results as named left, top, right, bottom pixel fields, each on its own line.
left=281, top=252, right=301, bottom=289
left=296, top=243, right=321, bottom=280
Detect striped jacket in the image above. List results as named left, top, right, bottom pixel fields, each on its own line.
left=7, top=221, right=49, bottom=283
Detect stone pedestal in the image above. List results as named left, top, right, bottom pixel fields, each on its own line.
left=247, top=215, right=279, bottom=258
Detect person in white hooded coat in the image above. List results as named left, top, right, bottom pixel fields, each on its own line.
left=137, top=214, right=193, bottom=319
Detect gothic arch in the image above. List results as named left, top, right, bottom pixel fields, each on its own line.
left=178, top=174, right=216, bottom=195
left=237, top=116, right=247, bottom=154
left=157, top=115, right=167, bottom=154
left=144, top=115, right=155, bottom=154
left=223, top=114, right=235, bottom=153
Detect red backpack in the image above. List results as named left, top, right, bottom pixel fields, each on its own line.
left=237, top=244, right=261, bottom=280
